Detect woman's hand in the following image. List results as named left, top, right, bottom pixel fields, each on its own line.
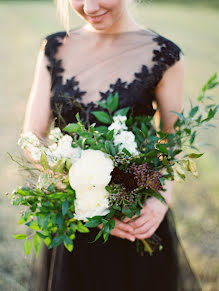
left=96, top=195, right=169, bottom=242
left=124, top=197, right=168, bottom=240
left=97, top=217, right=135, bottom=242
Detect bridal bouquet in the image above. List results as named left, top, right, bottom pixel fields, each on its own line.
left=8, top=73, right=218, bottom=257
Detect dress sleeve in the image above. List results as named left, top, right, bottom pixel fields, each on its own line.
left=151, top=34, right=184, bottom=87
left=39, top=31, right=67, bottom=91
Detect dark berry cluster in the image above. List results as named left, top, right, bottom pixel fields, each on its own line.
left=109, top=160, right=163, bottom=206
left=108, top=183, right=137, bottom=207
left=128, top=162, right=163, bottom=192
left=113, top=152, right=138, bottom=167
left=111, top=167, right=138, bottom=191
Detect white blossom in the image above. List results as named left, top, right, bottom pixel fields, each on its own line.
left=17, top=132, right=43, bottom=161
left=69, top=149, right=114, bottom=221
left=48, top=127, right=63, bottom=142
left=108, top=115, right=139, bottom=156
left=113, top=130, right=139, bottom=155
left=27, top=145, right=42, bottom=161
left=108, top=115, right=128, bottom=133
left=17, top=131, right=41, bottom=148
left=51, top=135, right=82, bottom=164
left=74, top=187, right=110, bottom=221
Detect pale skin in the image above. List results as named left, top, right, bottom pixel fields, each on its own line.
left=22, top=0, right=185, bottom=242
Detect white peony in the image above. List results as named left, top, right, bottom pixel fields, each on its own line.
left=69, top=149, right=114, bottom=221
left=69, top=149, right=113, bottom=190
left=74, top=186, right=110, bottom=221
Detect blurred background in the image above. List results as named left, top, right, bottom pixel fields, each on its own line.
left=0, top=0, right=219, bottom=290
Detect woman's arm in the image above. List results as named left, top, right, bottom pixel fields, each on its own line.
left=21, top=39, right=53, bottom=164
left=155, top=52, right=185, bottom=133
left=126, top=53, right=185, bottom=239
left=22, top=39, right=53, bottom=139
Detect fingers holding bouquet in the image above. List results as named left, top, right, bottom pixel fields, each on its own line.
left=97, top=217, right=136, bottom=242
left=123, top=197, right=168, bottom=240
left=97, top=196, right=168, bottom=242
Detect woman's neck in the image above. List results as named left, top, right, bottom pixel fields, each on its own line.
left=82, top=9, right=144, bottom=35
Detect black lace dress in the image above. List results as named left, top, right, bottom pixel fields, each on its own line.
left=29, top=26, right=202, bottom=291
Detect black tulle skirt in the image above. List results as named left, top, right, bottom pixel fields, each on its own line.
left=29, top=208, right=202, bottom=291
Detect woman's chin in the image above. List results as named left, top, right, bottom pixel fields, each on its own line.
left=85, top=23, right=112, bottom=32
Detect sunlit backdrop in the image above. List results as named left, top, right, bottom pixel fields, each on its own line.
left=0, top=1, right=218, bottom=290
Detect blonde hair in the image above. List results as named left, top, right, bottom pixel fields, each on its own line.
left=55, top=0, right=135, bottom=35
left=54, top=0, right=71, bottom=35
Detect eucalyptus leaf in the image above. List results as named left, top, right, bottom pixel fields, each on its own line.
left=24, top=239, right=31, bottom=256
left=171, top=111, right=186, bottom=121
left=33, top=233, right=42, bottom=257
left=188, top=153, right=204, bottom=158
left=63, top=123, right=80, bottom=132
left=91, top=111, right=112, bottom=124
left=52, top=159, right=65, bottom=173
left=95, top=126, right=108, bottom=134
left=189, top=106, right=199, bottom=118
left=146, top=190, right=167, bottom=206
left=106, top=129, right=114, bottom=141
left=62, top=200, right=69, bottom=216
left=156, top=144, right=168, bottom=155
left=96, top=101, right=108, bottom=109
left=48, top=235, right=65, bottom=249
left=77, top=222, right=89, bottom=233
left=64, top=235, right=74, bottom=252
left=84, top=218, right=102, bottom=228
left=188, top=159, right=198, bottom=177
left=114, top=107, right=130, bottom=116
left=108, top=92, right=119, bottom=112
left=103, top=232, right=109, bottom=243
left=13, top=234, right=27, bottom=240
left=40, top=152, right=49, bottom=170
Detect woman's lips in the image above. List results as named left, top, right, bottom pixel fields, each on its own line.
left=87, top=11, right=109, bottom=23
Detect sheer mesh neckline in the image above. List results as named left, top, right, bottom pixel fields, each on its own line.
left=69, top=26, right=153, bottom=36
left=44, top=28, right=183, bottom=129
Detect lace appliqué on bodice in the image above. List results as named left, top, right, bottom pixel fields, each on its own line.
left=42, top=29, right=183, bottom=130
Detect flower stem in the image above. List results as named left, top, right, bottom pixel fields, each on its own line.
left=27, top=232, right=36, bottom=239
left=140, top=239, right=153, bottom=255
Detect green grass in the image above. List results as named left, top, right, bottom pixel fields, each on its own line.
left=0, top=2, right=219, bottom=290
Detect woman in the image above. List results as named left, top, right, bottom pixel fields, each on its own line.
left=22, top=0, right=202, bottom=290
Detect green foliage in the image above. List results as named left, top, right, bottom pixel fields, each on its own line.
left=91, top=111, right=112, bottom=124
left=24, top=239, right=31, bottom=256
left=33, top=233, right=42, bottom=257
left=13, top=234, right=27, bottom=240
left=11, top=73, right=218, bottom=257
